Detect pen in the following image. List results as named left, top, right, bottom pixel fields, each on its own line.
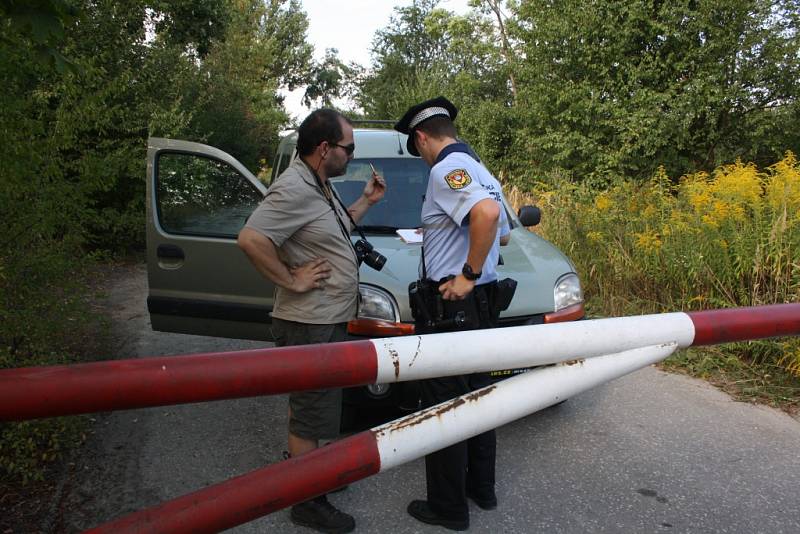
left=369, top=163, right=377, bottom=175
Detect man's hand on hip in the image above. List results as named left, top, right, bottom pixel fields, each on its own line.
left=289, top=258, right=331, bottom=292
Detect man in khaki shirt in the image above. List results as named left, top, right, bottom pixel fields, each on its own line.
left=238, top=109, right=384, bottom=533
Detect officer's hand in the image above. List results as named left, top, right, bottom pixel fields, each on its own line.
left=362, top=170, right=386, bottom=205
left=289, top=258, right=331, bottom=292
left=439, top=274, right=475, bottom=301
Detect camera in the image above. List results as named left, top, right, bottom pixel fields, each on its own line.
left=353, top=238, right=386, bottom=271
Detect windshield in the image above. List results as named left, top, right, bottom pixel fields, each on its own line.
left=331, top=158, right=430, bottom=231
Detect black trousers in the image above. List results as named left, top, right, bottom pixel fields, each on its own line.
left=415, top=281, right=499, bottom=521
left=420, top=372, right=496, bottom=521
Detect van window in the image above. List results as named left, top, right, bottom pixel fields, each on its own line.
left=270, top=154, right=282, bottom=182
left=271, top=151, right=293, bottom=183
left=331, top=158, right=430, bottom=229
left=156, top=152, right=263, bottom=238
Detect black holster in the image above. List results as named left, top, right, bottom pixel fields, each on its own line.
left=409, top=277, right=517, bottom=334
left=494, top=277, right=517, bottom=313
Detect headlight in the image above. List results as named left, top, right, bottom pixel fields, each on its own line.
left=553, top=273, right=583, bottom=311
left=359, top=284, right=399, bottom=322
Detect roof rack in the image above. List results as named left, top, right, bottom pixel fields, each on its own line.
left=351, top=119, right=395, bottom=126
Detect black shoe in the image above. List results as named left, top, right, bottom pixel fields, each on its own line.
left=466, top=489, right=497, bottom=511
left=407, top=500, right=469, bottom=531
left=290, top=495, right=355, bottom=534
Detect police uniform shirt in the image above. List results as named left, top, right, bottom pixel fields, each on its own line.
left=421, top=144, right=509, bottom=285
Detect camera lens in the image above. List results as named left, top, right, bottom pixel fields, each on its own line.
left=365, top=250, right=386, bottom=271
left=353, top=239, right=385, bottom=271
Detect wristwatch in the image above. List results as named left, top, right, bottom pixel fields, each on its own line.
left=461, top=262, right=482, bottom=281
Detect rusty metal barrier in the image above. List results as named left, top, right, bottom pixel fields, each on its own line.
left=0, top=304, right=797, bottom=532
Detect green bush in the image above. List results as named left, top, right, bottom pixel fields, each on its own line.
left=0, top=242, right=107, bottom=482
left=0, top=418, right=86, bottom=484
left=507, top=153, right=800, bottom=391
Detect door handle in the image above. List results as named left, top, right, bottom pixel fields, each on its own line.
left=157, top=244, right=184, bottom=260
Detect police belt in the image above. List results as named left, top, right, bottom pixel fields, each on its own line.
left=409, top=277, right=517, bottom=334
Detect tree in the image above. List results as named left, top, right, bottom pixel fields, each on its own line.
left=183, top=0, right=313, bottom=169
left=470, top=0, right=519, bottom=102
left=356, top=0, right=518, bottom=173
left=509, top=0, right=800, bottom=180
left=358, top=3, right=508, bottom=109
left=0, top=0, right=316, bottom=480
left=302, top=48, right=358, bottom=108
left=357, top=0, right=454, bottom=118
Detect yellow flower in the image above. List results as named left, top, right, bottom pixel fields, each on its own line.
left=587, top=231, right=603, bottom=243
left=634, top=230, right=662, bottom=252
left=765, top=151, right=800, bottom=214
left=701, top=214, right=719, bottom=228
left=595, top=193, right=612, bottom=211
left=682, top=160, right=764, bottom=226
left=642, top=204, right=657, bottom=219
left=710, top=160, right=763, bottom=207
left=684, top=176, right=712, bottom=212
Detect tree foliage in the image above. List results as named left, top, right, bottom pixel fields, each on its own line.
left=302, top=48, right=359, bottom=108
left=0, top=0, right=313, bottom=482
left=357, top=0, right=799, bottom=182
left=356, top=0, right=520, bottom=171
left=1, top=0, right=312, bottom=252
left=510, top=0, right=800, bottom=180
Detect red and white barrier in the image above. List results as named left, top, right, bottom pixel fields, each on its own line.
left=1, top=303, right=798, bottom=421
left=89, top=342, right=678, bottom=533
left=3, top=303, right=795, bottom=532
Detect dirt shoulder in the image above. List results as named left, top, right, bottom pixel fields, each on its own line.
left=0, top=260, right=142, bottom=534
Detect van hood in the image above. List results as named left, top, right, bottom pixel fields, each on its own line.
left=357, top=228, right=577, bottom=322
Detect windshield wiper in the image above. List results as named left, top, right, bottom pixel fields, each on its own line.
left=357, top=225, right=399, bottom=234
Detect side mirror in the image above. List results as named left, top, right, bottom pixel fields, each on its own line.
left=518, top=205, right=541, bottom=227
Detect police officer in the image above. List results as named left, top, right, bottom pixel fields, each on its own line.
left=395, top=96, right=511, bottom=531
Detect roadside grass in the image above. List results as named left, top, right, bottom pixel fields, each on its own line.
left=664, top=345, right=800, bottom=416
left=505, top=153, right=800, bottom=415
left=0, top=247, right=119, bottom=532
left=0, top=248, right=113, bottom=485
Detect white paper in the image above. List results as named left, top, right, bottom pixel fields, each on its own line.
left=396, top=228, right=423, bottom=244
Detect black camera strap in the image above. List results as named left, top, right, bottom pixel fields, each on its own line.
left=421, top=243, right=428, bottom=280
left=326, top=186, right=357, bottom=256
left=419, top=194, right=428, bottom=281
left=329, top=181, right=373, bottom=246
left=301, top=158, right=359, bottom=264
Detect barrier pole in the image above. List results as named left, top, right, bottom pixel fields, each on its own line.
left=88, top=343, right=677, bottom=534
left=2, top=303, right=798, bottom=421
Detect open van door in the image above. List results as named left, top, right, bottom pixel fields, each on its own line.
left=146, top=138, right=274, bottom=340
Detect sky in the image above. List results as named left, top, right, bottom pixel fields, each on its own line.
left=281, top=0, right=473, bottom=121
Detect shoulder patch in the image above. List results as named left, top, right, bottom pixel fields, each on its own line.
left=443, top=169, right=472, bottom=190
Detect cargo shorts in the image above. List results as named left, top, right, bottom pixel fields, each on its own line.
left=270, top=318, right=348, bottom=440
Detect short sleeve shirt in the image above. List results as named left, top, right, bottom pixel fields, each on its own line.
left=244, top=158, right=359, bottom=324
left=421, top=144, right=506, bottom=284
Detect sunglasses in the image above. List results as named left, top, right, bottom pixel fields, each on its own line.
left=331, top=142, right=355, bottom=156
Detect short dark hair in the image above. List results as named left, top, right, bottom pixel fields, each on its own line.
left=296, top=109, right=353, bottom=156
left=414, top=115, right=457, bottom=140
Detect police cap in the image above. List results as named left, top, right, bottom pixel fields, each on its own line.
left=394, top=96, right=458, bottom=156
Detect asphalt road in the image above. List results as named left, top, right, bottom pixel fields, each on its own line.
left=54, top=263, right=800, bottom=533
